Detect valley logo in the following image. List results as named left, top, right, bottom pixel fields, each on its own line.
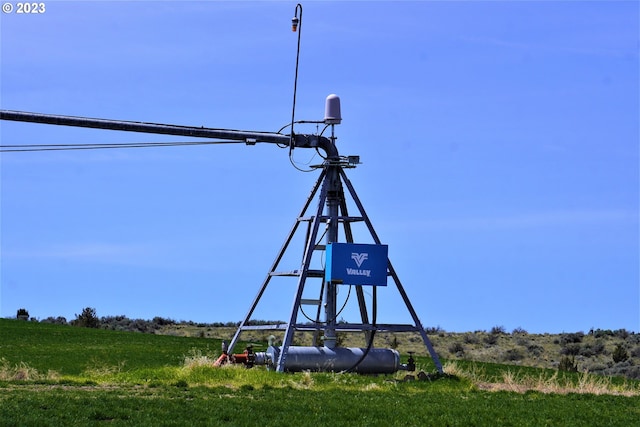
left=348, top=252, right=371, bottom=277
left=325, top=242, right=388, bottom=286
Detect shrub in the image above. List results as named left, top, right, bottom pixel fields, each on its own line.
left=448, top=342, right=465, bottom=356
left=388, top=335, right=399, bottom=349
left=246, top=319, right=286, bottom=326
left=503, top=348, right=524, bottom=362
left=73, top=307, right=100, bottom=329
left=100, top=315, right=128, bottom=331
left=425, top=326, right=444, bottom=334
left=526, top=343, right=544, bottom=357
left=591, top=329, right=613, bottom=339
left=625, top=366, right=640, bottom=380
left=463, top=333, right=480, bottom=345
left=484, top=334, right=499, bottom=346
left=490, top=325, right=506, bottom=335
left=561, top=343, right=581, bottom=356
left=559, top=332, right=584, bottom=345
left=593, top=361, right=640, bottom=380
left=558, top=356, right=578, bottom=372
left=578, top=341, right=606, bottom=358
left=41, top=316, right=68, bottom=325
left=152, top=316, right=175, bottom=327
left=512, top=327, right=528, bottom=335
left=613, top=329, right=630, bottom=340
left=612, top=344, right=629, bottom=363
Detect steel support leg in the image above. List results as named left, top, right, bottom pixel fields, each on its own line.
left=228, top=169, right=326, bottom=353
left=276, top=169, right=331, bottom=372
left=338, top=168, right=443, bottom=373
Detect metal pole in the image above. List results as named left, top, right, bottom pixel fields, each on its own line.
left=289, top=3, right=303, bottom=153
left=323, top=164, right=340, bottom=349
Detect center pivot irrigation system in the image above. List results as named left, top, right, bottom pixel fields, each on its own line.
left=0, top=5, right=442, bottom=374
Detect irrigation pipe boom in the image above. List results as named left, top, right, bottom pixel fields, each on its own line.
left=0, top=110, right=337, bottom=157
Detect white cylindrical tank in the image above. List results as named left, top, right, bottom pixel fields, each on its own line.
left=324, top=94, right=342, bottom=124
left=258, top=346, right=401, bottom=374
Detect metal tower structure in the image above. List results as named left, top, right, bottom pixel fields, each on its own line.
left=1, top=106, right=443, bottom=373
left=226, top=131, right=443, bottom=372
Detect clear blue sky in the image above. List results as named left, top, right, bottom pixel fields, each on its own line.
left=1, top=1, right=638, bottom=333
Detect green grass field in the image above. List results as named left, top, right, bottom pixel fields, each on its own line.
left=1, top=319, right=639, bottom=426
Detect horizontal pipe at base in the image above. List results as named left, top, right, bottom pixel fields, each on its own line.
left=255, top=346, right=402, bottom=374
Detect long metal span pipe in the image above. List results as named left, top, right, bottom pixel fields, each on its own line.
left=255, top=346, right=404, bottom=374
left=0, top=110, right=337, bottom=157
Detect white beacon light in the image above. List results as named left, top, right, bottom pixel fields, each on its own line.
left=324, top=94, right=342, bottom=125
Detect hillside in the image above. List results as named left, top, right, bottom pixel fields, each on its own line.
left=158, top=324, right=640, bottom=380
left=9, top=315, right=640, bottom=380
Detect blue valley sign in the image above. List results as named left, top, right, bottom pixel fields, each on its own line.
left=325, top=243, right=388, bottom=286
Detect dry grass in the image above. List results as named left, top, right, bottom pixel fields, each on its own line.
left=289, top=371, right=315, bottom=389
left=443, top=360, right=639, bottom=396
left=83, top=359, right=126, bottom=378
left=182, top=348, right=219, bottom=369
left=0, top=358, right=59, bottom=382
